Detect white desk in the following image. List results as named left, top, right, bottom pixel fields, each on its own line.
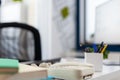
left=91, top=65, right=120, bottom=80
left=1, top=59, right=119, bottom=80
left=61, top=58, right=120, bottom=80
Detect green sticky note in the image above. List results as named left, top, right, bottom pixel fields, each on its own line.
left=0, top=58, right=18, bottom=68
left=61, top=7, right=69, bottom=19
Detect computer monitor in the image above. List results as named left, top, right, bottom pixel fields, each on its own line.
left=95, top=0, right=120, bottom=44
left=76, top=0, right=120, bottom=51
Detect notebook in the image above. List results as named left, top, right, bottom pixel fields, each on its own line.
left=0, top=58, right=19, bottom=73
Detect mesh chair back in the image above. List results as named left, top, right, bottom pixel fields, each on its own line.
left=0, top=22, right=41, bottom=61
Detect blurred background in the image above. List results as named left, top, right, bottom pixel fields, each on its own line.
left=0, top=0, right=120, bottom=60
left=0, top=0, right=77, bottom=60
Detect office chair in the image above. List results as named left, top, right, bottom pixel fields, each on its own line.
left=0, top=22, right=41, bottom=61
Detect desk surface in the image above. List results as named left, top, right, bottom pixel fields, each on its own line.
left=60, top=58, right=120, bottom=80
left=1, top=58, right=120, bottom=80
left=26, top=58, right=120, bottom=80
left=91, top=65, right=120, bottom=80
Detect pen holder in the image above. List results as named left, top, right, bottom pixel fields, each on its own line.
left=84, top=52, right=103, bottom=72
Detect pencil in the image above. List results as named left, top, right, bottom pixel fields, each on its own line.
left=97, top=42, right=104, bottom=52
left=101, top=44, right=108, bottom=54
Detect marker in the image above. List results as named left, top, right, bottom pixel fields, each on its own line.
left=93, top=44, right=98, bottom=52
left=97, top=42, right=104, bottom=52
left=101, top=44, right=108, bottom=54
left=98, top=46, right=104, bottom=53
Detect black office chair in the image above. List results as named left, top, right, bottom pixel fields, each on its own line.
left=0, top=22, right=41, bottom=61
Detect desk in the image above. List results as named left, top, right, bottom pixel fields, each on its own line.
left=91, top=65, right=120, bottom=80
left=60, top=58, right=120, bottom=80
left=1, top=59, right=120, bottom=80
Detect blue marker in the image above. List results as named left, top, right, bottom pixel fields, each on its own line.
left=93, top=44, right=98, bottom=53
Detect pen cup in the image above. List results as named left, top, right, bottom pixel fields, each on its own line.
left=84, top=52, right=103, bottom=72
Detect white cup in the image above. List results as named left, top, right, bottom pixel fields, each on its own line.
left=85, top=52, right=103, bottom=72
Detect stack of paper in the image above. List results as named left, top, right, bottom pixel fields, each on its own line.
left=0, top=58, right=19, bottom=74
left=0, top=62, right=47, bottom=80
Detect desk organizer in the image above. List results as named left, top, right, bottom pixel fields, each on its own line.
left=85, top=53, right=103, bottom=72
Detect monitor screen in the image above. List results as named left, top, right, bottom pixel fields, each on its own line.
left=76, top=0, right=120, bottom=51
left=95, top=0, right=120, bottom=44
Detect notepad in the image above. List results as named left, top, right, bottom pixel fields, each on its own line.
left=0, top=58, right=19, bottom=73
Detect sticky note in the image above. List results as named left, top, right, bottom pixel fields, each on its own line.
left=61, top=6, right=69, bottom=19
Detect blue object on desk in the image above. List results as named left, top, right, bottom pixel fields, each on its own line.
left=45, top=76, right=64, bottom=80
left=93, top=44, right=98, bottom=52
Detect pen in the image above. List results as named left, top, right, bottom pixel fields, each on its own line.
left=98, top=45, right=104, bottom=53
left=93, top=44, right=98, bottom=52
left=97, top=42, right=104, bottom=52
left=101, top=44, right=108, bottom=54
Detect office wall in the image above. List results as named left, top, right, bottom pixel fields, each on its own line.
left=1, top=0, right=27, bottom=23
left=1, top=0, right=36, bottom=25
left=52, top=0, right=76, bottom=58
left=23, top=0, right=36, bottom=26
left=36, top=0, right=76, bottom=60
left=35, top=0, right=52, bottom=60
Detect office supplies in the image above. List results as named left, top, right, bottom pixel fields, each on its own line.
left=48, top=62, right=94, bottom=80
left=85, top=53, right=103, bottom=72
left=101, top=44, right=108, bottom=54
left=0, top=64, right=47, bottom=80
left=61, top=6, right=69, bottom=19
left=31, top=62, right=52, bottom=68
left=0, top=58, right=18, bottom=73
left=92, top=44, right=98, bottom=52
left=97, top=42, right=104, bottom=52
left=98, top=45, right=104, bottom=53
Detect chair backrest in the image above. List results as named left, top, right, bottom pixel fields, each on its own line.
left=0, top=22, right=41, bottom=61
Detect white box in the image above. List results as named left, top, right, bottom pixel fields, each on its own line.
left=85, top=53, right=103, bottom=72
